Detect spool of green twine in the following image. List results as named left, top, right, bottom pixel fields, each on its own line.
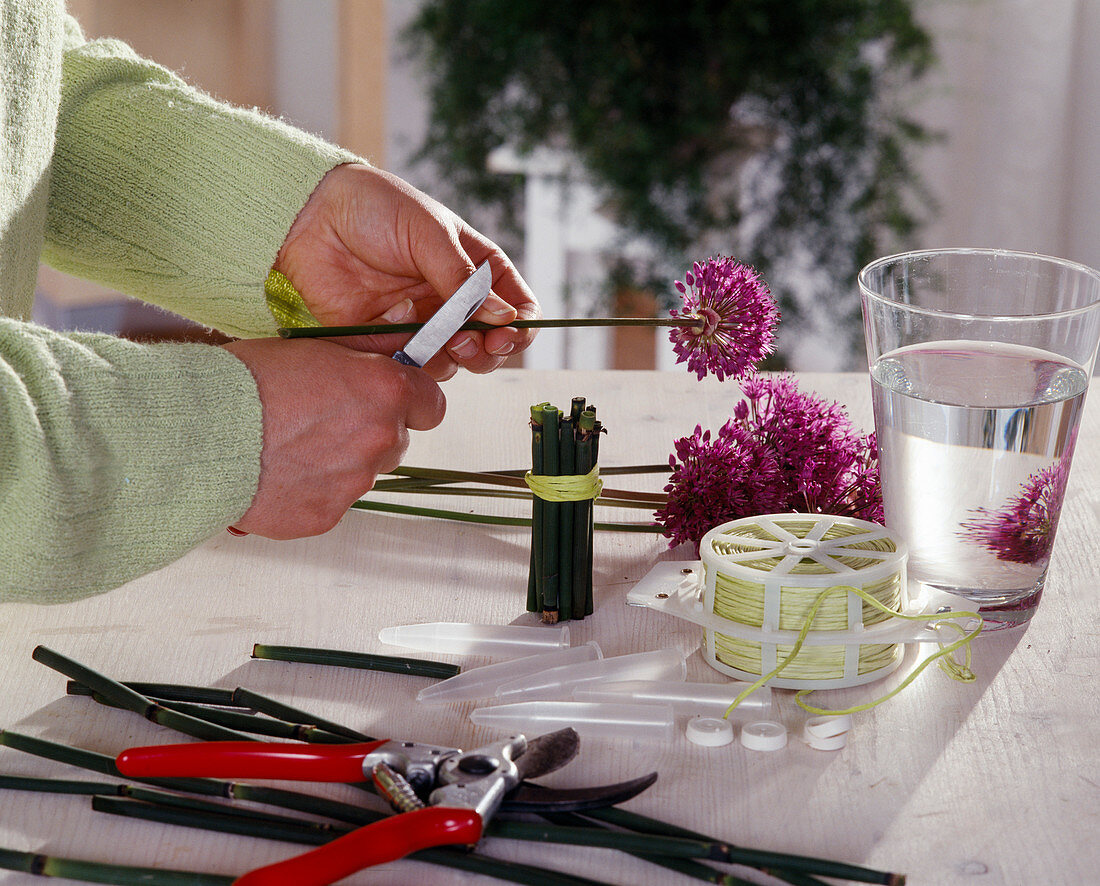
left=698, top=514, right=909, bottom=690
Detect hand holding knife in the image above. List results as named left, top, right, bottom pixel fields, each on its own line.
left=392, top=260, right=494, bottom=368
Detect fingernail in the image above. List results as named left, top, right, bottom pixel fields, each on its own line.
left=227, top=526, right=249, bottom=537
left=451, top=335, right=478, bottom=358
left=382, top=299, right=414, bottom=323
left=482, top=295, right=516, bottom=317
left=490, top=341, right=515, bottom=356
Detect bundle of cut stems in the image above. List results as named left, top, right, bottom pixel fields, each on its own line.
left=527, top=399, right=603, bottom=622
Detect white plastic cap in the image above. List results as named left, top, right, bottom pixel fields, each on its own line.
left=802, top=715, right=851, bottom=751
left=686, top=716, right=734, bottom=747
left=740, top=720, right=787, bottom=751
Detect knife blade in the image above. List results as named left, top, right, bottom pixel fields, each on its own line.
left=392, top=261, right=493, bottom=367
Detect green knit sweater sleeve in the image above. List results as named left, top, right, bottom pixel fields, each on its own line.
left=0, top=318, right=262, bottom=602
left=42, top=17, right=357, bottom=337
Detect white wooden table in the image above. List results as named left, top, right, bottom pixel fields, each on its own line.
left=1, top=369, right=1097, bottom=886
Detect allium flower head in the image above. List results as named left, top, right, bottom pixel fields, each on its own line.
left=655, top=375, right=882, bottom=550
left=959, top=458, right=1071, bottom=565
left=669, top=256, right=779, bottom=381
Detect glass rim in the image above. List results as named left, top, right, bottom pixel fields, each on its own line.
left=858, top=247, right=1100, bottom=322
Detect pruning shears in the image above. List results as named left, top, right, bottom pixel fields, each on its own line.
left=117, top=728, right=656, bottom=886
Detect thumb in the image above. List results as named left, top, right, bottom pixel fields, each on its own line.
left=399, top=365, right=447, bottom=431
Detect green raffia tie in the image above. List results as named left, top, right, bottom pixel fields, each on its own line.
left=524, top=465, right=603, bottom=502
left=264, top=269, right=320, bottom=329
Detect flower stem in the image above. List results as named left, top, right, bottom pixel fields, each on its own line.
left=540, top=404, right=562, bottom=622
left=32, top=646, right=253, bottom=743
left=349, top=498, right=663, bottom=532
left=228, top=687, right=374, bottom=743
left=373, top=465, right=667, bottom=505
left=278, top=316, right=703, bottom=339
left=557, top=412, right=577, bottom=622
left=65, top=681, right=240, bottom=708
left=250, top=644, right=459, bottom=679
left=0, top=846, right=235, bottom=885
left=540, top=811, right=751, bottom=885
left=70, top=688, right=354, bottom=744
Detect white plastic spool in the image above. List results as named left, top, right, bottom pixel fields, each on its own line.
left=697, top=514, right=907, bottom=689
left=624, top=513, right=979, bottom=692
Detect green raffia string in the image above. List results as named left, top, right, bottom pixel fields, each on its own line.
left=524, top=465, right=603, bottom=502
left=265, top=269, right=320, bottom=329
left=722, top=584, right=981, bottom=719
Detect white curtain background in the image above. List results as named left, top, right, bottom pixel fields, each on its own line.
left=915, top=0, right=1100, bottom=273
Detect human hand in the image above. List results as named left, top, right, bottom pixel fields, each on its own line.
left=222, top=337, right=445, bottom=538
left=274, top=163, right=541, bottom=378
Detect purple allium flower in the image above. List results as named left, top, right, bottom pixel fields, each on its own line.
left=655, top=375, right=883, bottom=550
left=959, top=458, right=1071, bottom=565
left=669, top=256, right=779, bottom=381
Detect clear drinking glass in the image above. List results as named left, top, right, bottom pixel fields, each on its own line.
left=859, top=248, right=1100, bottom=630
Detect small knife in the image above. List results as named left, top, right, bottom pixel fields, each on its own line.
left=392, top=261, right=493, bottom=367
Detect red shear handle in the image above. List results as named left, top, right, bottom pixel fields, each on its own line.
left=116, top=740, right=388, bottom=782
left=232, top=806, right=484, bottom=886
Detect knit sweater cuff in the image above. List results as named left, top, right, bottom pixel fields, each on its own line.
left=0, top=319, right=262, bottom=602
left=42, top=30, right=359, bottom=338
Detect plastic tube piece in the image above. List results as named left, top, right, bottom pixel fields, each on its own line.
left=494, top=649, right=687, bottom=702
left=572, top=679, right=772, bottom=717
left=379, top=622, right=569, bottom=657
left=416, top=643, right=602, bottom=705
left=470, top=701, right=675, bottom=742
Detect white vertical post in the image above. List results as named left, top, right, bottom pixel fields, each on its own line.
left=522, top=172, right=568, bottom=369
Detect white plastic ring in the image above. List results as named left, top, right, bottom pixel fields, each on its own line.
left=804, top=715, right=852, bottom=738
left=686, top=716, right=734, bottom=747
left=740, top=720, right=787, bottom=751
left=802, top=715, right=851, bottom=750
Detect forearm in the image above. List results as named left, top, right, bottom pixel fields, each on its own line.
left=0, top=319, right=262, bottom=602
left=42, top=18, right=357, bottom=338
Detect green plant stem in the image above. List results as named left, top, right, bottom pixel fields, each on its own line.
left=378, top=464, right=667, bottom=504
left=557, top=415, right=576, bottom=622
left=350, top=499, right=663, bottom=532
left=250, top=643, right=459, bottom=679
left=65, top=681, right=240, bottom=707
left=228, top=687, right=375, bottom=743
left=573, top=410, right=596, bottom=619
left=528, top=403, right=546, bottom=614
left=278, top=316, right=703, bottom=339
left=578, top=808, right=873, bottom=886
left=71, top=689, right=354, bottom=744
left=32, top=647, right=253, bottom=743
left=0, top=846, right=235, bottom=885
left=371, top=479, right=664, bottom=508
left=0, top=730, right=227, bottom=798
left=540, top=811, right=751, bottom=886
left=540, top=404, right=561, bottom=620
left=0, top=775, right=122, bottom=796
